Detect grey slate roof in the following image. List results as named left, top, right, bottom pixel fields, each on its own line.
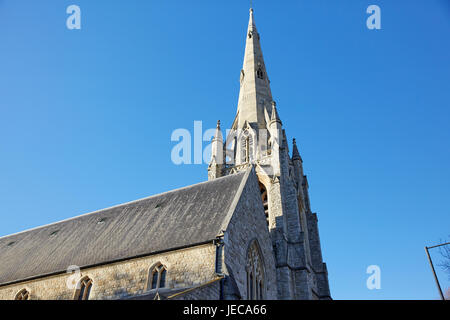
left=0, top=171, right=248, bottom=286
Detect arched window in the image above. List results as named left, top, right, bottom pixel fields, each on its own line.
left=259, top=280, right=263, bottom=300
left=246, top=240, right=265, bottom=300
left=257, top=67, right=264, bottom=80
left=245, top=136, right=250, bottom=162
left=14, top=288, right=30, bottom=300
left=240, top=130, right=254, bottom=163
left=233, top=136, right=237, bottom=164
left=267, top=139, right=272, bottom=156
left=148, top=263, right=167, bottom=290
left=259, top=182, right=269, bottom=226
left=297, top=193, right=305, bottom=232
left=75, top=277, right=93, bottom=300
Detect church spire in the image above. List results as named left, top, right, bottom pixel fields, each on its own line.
left=236, top=8, right=274, bottom=130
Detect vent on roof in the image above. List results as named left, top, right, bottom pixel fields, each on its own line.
left=155, top=203, right=164, bottom=209
left=7, top=241, right=15, bottom=247
left=49, top=230, right=59, bottom=237
left=97, top=217, right=107, bottom=225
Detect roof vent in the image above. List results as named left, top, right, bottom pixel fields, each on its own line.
left=7, top=241, right=15, bottom=247
left=49, top=230, right=59, bottom=237
left=97, top=217, right=107, bottom=225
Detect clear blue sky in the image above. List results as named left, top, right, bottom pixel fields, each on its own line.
left=0, top=0, right=449, bottom=300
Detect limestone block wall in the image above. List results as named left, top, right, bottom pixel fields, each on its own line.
left=0, top=243, right=216, bottom=300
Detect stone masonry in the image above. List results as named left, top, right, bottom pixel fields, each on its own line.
left=0, top=244, right=216, bottom=300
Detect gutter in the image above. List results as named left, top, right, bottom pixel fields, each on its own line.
left=214, top=236, right=225, bottom=300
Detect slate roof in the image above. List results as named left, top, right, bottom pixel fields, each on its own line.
left=0, top=171, right=249, bottom=286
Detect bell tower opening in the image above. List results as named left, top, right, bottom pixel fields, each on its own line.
left=259, top=182, right=269, bottom=226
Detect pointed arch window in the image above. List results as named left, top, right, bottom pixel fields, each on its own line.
left=246, top=240, right=265, bottom=300
left=148, top=263, right=167, bottom=290
left=241, top=130, right=254, bottom=164
left=75, top=277, right=93, bottom=300
left=245, top=136, right=250, bottom=162
left=259, top=182, right=269, bottom=226
left=257, top=67, right=264, bottom=80
left=233, top=136, right=237, bottom=164
left=14, top=288, right=30, bottom=300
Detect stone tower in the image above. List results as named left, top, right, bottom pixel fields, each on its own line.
left=208, top=9, right=331, bottom=300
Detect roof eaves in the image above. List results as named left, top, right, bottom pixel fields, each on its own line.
left=0, top=240, right=215, bottom=288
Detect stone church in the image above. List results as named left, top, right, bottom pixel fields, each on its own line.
left=0, top=9, right=331, bottom=300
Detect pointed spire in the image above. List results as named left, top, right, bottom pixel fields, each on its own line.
left=212, top=120, right=222, bottom=142
left=248, top=8, right=256, bottom=32
left=292, top=138, right=302, bottom=162
left=269, top=101, right=282, bottom=126
left=210, top=120, right=223, bottom=167
left=236, top=8, right=274, bottom=130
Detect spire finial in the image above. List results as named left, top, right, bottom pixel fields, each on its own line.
left=217, top=120, right=221, bottom=128
left=249, top=5, right=256, bottom=29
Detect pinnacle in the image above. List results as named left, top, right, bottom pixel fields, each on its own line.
left=292, top=138, right=302, bottom=161
left=270, top=101, right=281, bottom=124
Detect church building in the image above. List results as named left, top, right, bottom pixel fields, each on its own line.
left=0, top=9, right=331, bottom=300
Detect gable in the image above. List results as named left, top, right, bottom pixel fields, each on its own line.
left=220, top=168, right=278, bottom=300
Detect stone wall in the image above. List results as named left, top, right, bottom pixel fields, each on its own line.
left=222, top=169, right=278, bottom=300
left=0, top=243, right=216, bottom=300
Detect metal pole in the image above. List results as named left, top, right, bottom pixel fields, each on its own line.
left=424, top=246, right=445, bottom=300
left=427, top=242, right=450, bottom=250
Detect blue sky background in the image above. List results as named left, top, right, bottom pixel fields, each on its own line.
left=0, top=0, right=449, bottom=299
